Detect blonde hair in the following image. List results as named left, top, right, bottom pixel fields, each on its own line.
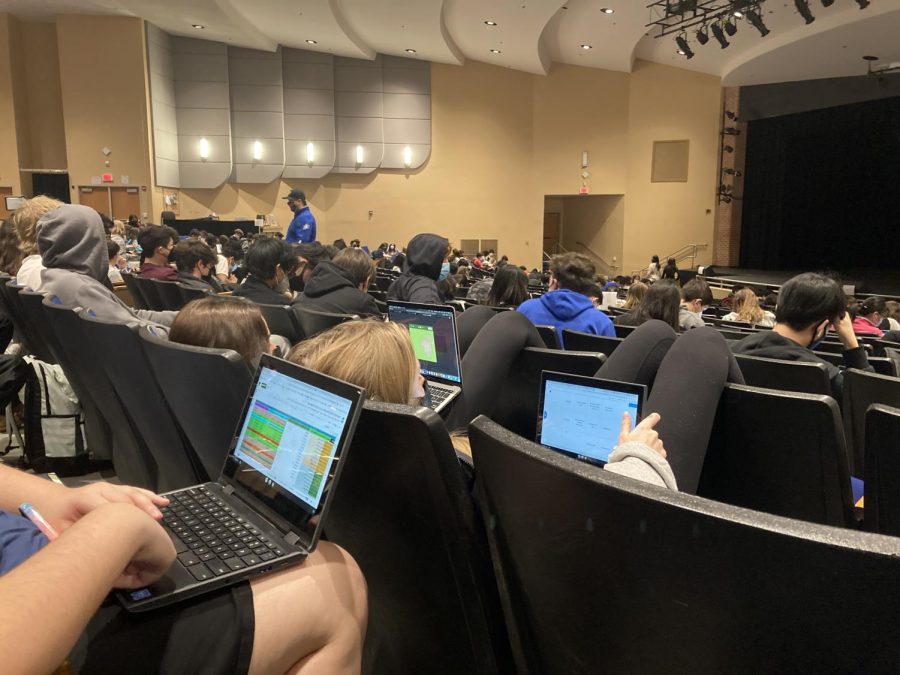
left=732, top=288, right=765, bottom=325
left=10, top=195, right=63, bottom=256
left=288, top=320, right=418, bottom=405
left=623, top=281, right=648, bottom=310
left=112, top=219, right=126, bottom=237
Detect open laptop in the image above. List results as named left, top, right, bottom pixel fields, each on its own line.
left=387, top=300, right=462, bottom=414
left=119, top=354, right=365, bottom=611
left=536, top=371, right=646, bottom=467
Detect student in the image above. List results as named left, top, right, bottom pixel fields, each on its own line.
left=621, top=281, right=648, bottom=311
left=732, top=272, right=873, bottom=399
left=0, top=219, right=23, bottom=276
left=678, top=279, right=711, bottom=331
left=0, top=463, right=367, bottom=674
left=107, top=240, right=124, bottom=285
left=517, top=252, right=614, bottom=345
left=136, top=226, right=179, bottom=281
left=232, top=237, right=296, bottom=306
left=294, top=248, right=381, bottom=317
left=386, top=234, right=450, bottom=305
left=615, top=282, right=680, bottom=331
left=10, top=195, right=62, bottom=289
left=852, top=297, right=890, bottom=338
left=284, top=188, right=317, bottom=244
left=645, top=255, right=661, bottom=282
left=660, top=257, right=679, bottom=281
left=722, top=288, right=775, bottom=328
left=172, top=240, right=219, bottom=293
left=486, top=265, right=528, bottom=308
left=292, top=242, right=333, bottom=293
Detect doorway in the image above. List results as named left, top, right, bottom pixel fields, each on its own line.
left=543, top=211, right=561, bottom=255
left=77, top=186, right=141, bottom=220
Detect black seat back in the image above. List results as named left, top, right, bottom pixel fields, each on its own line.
left=176, top=283, right=209, bottom=306
left=132, top=275, right=165, bottom=311
left=293, top=305, right=358, bottom=339
left=77, top=312, right=203, bottom=490
left=734, top=353, right=831, bottom=396
left=469, top=415, right=900, bottom=673
left=869, top=357, right=898, bottom=377
left=326, top=402, right=511, bottom=674
left=534, top=325, right=559, bottom=349
left=42, top=297, right=156, bottom=487
left=864, top=404, right=900, bottom=536
left=120, top=272, right=149, bottom=310
left=843, top=368, right=900, bottom=476
left=257, top=304, right=304, bottom=344
left=561, top=329, right=623, bottom=357
left=492, top=347, right=605, bottom=439
left=7, top=283, right=57, bottom=363
left=613, top=323, right=636, bottom=338
left=152, top=280, right=185, bottom=311
left=139, top=326, right=252, bottom=479
left=699, top=383, right=854, bottom=527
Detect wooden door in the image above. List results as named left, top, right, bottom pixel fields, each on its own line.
left=543, top=212, right=561, bottom=255
left=110, top=187, right=141, bottom=221
left=78, top=186, right=111, bottom=216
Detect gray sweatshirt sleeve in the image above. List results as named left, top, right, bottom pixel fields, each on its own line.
left=603, top=441, right=679, bottom=491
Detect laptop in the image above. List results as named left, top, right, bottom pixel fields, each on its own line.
left=119, top=354, right=365, bottom=611
left=536, top=371, right=647, bottom=467
left=386, top=301, right=462, bottom=414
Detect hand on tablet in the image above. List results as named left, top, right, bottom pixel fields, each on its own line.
left=618, top=412, right=666, bottom=459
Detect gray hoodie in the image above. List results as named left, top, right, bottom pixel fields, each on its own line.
left=37, top=204, right=176, bottom=328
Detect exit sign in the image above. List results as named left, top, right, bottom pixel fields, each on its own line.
left=101, top=173, right=113, bottom=183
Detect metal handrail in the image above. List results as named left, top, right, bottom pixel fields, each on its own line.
left=631, top=243, right=708, bottom=277
left=573, top=241, right=618, bottom=275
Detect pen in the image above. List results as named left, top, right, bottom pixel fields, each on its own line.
left=19, top=502, right=59, bottom=541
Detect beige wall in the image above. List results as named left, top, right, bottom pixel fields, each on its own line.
left=56, top=15, right=152, bottom=216
left=0, top=14, right=23, bottom=194
left=20, top=21, right=67, bottom=171
left=557, top=195, right=625, bottom=271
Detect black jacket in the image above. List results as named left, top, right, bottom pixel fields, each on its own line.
left=176, top=271, right=216, bottom=294
left=232, top=275, right=293, bottom=306
left=386, top=233, right=447, bottom=305
left=293, top=262, right=380, bottom=317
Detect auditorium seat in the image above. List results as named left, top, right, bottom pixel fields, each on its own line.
left=842, top=368, right=900, bottom=475
left=868, top=357, right=898, bottom=378
left=699, top=383, right=855, bottom=527
left=131, top=275, right=165, bottom=312
left=491, top=347, right=605, bottom=439
left=447, top=299, right=477, bottom=313
left=326, top=402, right=511, bottom=674
left=76, top=311, right=203, bottom=490
left=293, top=306, right=358, bottom=339
left=562, top=329, right=622, bottom=357
left=177, top=283, right=209, bottom=306
left=151, top=279, right=185, bottom=311
left=139, top=326, right=252, bottom=479
left=734, top=353, right=831, bottom=396
left=375, top=276, right=393, bottom=293
left=719, top=319, right=753, bottom=329
left=534, top=325, right=559, bottom=349
left=120, top=272, right=149, bottom=310
left=257, top=303, right=304, bottom=344
left=614, top=323, right=636, bottom=338
left=1, top=281, right=56, bottom=363
left=469, top=415, right=900, bottom=673
left=863, top=404, right=900, bottom=537
left=42, top=297, right=157, bottom=488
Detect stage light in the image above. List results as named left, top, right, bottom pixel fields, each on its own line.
left=724, top=19, right=738, bottom=37
left=723, top=145, right=735, bottom=153
left=725, top=110, right=738, bottom=121
left=723, top=127, right=741, bottom=135
left=711, top=22, right=729, bottom=49
left=675, top=34, right=694, bottom=59
left=746, top=8, right=770, bottom=36
left=795, top=0, right=815, bottom=24
left=696, top=25, right=709, bottom=45
left=724, top=168, right=743, bottom=177
left=855, top=0, right=870, bottom=7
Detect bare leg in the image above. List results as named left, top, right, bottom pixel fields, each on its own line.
left=248, top=542, right=368, bottom=675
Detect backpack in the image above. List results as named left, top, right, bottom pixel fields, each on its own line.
left=21, top=357, right=89, bottom=474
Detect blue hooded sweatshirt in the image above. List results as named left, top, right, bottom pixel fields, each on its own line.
left=517, top=289, right=614, bottom=346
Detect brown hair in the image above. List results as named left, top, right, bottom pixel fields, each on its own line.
left=732, top=288, right=764, bottom=324
left=622, top=281, right=648, bottom=310
left=549, top=252, right=595, bottom=294
left=169, top=296, right=270, bottom=366
left=288, top=320, right=418, bottom=405
left=333, top=248, right=375, bottom=288
left=0, top=220, right=23, bottom=275
left=11, top=195, right=63, bottom=256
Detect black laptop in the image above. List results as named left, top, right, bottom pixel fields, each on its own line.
left=386, top=300, right=462, bottom=413
left=119, top=354, right=365, bottom=611
left=536, top=371, right=647, bottom=467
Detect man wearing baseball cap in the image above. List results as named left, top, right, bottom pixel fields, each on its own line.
left=283, top=188, right=317, bottom=244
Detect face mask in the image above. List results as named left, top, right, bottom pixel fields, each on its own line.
left=438, top=262, right=450, bottom=281
left=808, top=322, right=828, bottom=351
left=288, top=201, right=299, bottom=214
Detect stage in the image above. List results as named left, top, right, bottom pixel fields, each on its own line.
left=702, top=268, right=900, bottom=299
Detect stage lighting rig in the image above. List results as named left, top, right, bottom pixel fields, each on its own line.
left=711, top=21, right=730, bottom=48
left=696, top=25, right=710, bottom=44
left=724, top=18, right=738, bottom=36
left=646, top=0, right=762, bottom=39
left=794, top=0, right=815, bottom=24
left=675, top=33, right=695, bottom=58
left=746, top=7, right=770, bottom=36
left=855, top=0, right=870, bottom=8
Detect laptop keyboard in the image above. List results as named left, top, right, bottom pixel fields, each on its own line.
left=162, top=486, right=287, bottom=582
left=427, top=384, right=453, bottom=408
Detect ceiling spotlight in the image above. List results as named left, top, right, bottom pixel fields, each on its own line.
left=306, top=39, right=317, bottom=44
left=191, top=24, right=205, bottom=29
left=600, top=8, right=614, bottom=14
left=733, top=10, right=744, bottom=18
left=490, top=49, right=501, bottom=54
left=675, top=34, right=694, bottom=59
left=725, top=110, right=738, bottom=120
left=724, top=20, right=738, bottom=37
left=711, top=22, right=729, bottom=49
left=484, top=20, right=498, bottom=25
left=696, top=26, right=709, bottom=45
left=855, top=0, right=870, bottom=7
left=746, top=8, right=770, bottom=36
left=794, top=0, right=815, bottom=24
left=405, top=48, right=416, bottom=53
left=580, top=44, right=593, bottom=50
left=723, top=127, right=741, bottom=135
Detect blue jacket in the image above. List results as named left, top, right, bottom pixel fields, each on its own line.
left=518, top=289, right=614, bottom=346
left=286, top=206, right=316, bottom=244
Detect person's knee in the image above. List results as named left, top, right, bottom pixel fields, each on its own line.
left=314, top=542, right=368, bottom=626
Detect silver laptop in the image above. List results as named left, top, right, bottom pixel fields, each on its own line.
left=119, top=354, right=365, bottom=611
left=387, top=301, right=462, bottom=414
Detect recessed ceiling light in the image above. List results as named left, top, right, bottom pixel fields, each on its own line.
left=600, top=8, right=614, bottom=14
left=306, top=39, right=317, bottom=44
left=485, top=20, right=498, bottom=26
left=405, top=48, right=416, bottom=53
left=490, top=49, right=501, bottom=54
left=580, top=44, right=592, bottom=50
left=191, top=24, right=205, bottom=29
left=733, top=10, right=744, bottom=17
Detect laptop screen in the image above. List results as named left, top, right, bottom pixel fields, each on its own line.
left=537, top=372, right=645, bottom=466
left=222, top=356, right=364, bottom=546
left=387, top=301, right=461, bottom=384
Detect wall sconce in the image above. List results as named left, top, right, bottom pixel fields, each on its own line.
left=252, top=140, right=263, bottom=161
left=198, top=138, right=210, bottom=160
left=403, top=146, right=412, bottom=168
left=306, top=142, right=315, bottom=166
left=355, top=145, right=364, bottom=167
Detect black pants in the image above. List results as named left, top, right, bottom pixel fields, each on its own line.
left=597, top=321, right=744, bottom=493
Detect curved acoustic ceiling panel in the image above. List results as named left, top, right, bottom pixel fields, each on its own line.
left=282, top=49, right=336, bottom=179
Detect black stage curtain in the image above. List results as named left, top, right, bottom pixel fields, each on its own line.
left=740, top=95, right=900, bottom=270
